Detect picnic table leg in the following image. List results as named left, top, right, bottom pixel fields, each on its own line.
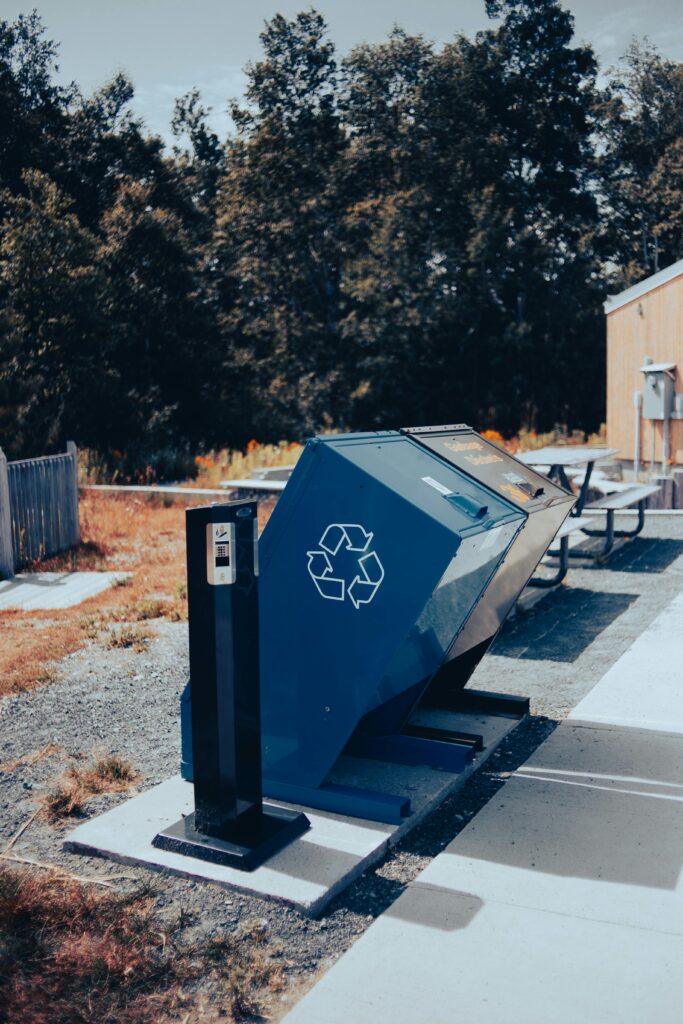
left=581, top=501, right=646, bottom=547
left=613, top=500, right=647, bottom=539
left=580, top=509, right=615, bottom=560
left=527, top=535, right=569, bottom=588
left=573, top=460, right=594, bottom=515
left=550, top=461, right=593, bottom=516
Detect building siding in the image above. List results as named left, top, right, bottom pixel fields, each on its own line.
left=607, top=275, right=683, bottom=465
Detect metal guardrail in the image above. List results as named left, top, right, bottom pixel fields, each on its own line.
left=0, top=443, right=80, bottom=579
left=82, top=484, right=231, bottom=497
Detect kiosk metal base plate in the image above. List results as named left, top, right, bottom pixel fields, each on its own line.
left=153, top=806, right=310, bottom=872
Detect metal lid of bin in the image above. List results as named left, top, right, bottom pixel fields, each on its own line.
left=401, top=425, right=573, bottom=512
left=316, top=431, right=524, bottom=536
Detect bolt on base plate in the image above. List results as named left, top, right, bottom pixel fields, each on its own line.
left=153, top=806, right=310, bottom=872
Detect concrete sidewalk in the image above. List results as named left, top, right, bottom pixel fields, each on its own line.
left=0, top=571, right=130, bottom=610
left=284, top=593, right=683, bottom=1024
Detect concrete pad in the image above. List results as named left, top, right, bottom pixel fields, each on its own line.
left=66, top=776, right=391, bottom=915
left=569, top=591, right=683, bottom=733
left=418, top=722, right=683, bottom=934
left=282, top=598, right=683, bottom=1020
left=65, top=709, right=521, bottom=916
left=283, top=887, right=683, bottom=1024
left=0, top=571, right=130, bottom=611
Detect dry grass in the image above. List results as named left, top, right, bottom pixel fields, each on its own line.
left=192, top=439, right=303, bottom=488
left=40, top=754, right=141, bottom=824
left=0, top=493, right=185, bottom=695
left=0, top=867, right=287, bottom=1023
left=1, top=440, right=291, bottom=696
left=104, top=624, right=153, bottom=652
left=0, top=743, right=63, bottom=774
left=0, top=489, right=278, bottom=697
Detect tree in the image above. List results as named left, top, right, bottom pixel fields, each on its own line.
left=0, top=170, right=111, bottom=454
left=340, top=0, right=603, bottom=433
left=98, top=179, right=214, bottom=456
left=602, top=40, right=683, bottom=284
left=0, top=11, right=71, bottom=201
left=56, top=73, right=173, bottom=234
left=171, top=87, right=224, bottom=227
left=210, top=10, right=348, bottom=441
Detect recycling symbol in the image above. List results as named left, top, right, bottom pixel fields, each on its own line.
left=307, top=524, right=384, bottom=609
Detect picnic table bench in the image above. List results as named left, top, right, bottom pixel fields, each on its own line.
left=581, top=483, right=660, bottom=558
left=520, top=446, right=661, bottom=584
left=220, top=478, right=288, bottom=494
left=527, top=516, right=594, bottom=588
left=250, top=465, right=296, bottom=481
left=517, top=446, right=620, bottom=516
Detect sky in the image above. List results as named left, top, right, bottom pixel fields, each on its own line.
left=8, top=1, right=683, bottom=142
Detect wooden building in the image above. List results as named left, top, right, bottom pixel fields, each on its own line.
left=606, top=258, right=683, bottom=466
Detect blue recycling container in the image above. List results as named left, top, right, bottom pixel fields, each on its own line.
left=401, top=426, right=574, bottom=702
left=182, top=426, right=574, bottom=821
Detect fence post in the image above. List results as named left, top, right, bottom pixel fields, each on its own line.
left=0, top=448, right=14, bottom=579
left=66, top=441, right=81, bottom=546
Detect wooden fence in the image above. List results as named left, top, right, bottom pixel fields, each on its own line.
left=0, top=442, right=80, bottom=579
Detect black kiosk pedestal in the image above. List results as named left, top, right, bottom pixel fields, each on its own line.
left=154, top=500, right=309, bottom=871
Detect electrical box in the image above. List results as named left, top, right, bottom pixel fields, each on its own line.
left=641, top=361, right=676, bottom=420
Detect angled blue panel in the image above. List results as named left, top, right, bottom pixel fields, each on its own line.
left=258, top=432, right=525, bottom=789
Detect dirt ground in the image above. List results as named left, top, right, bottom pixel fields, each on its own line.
left=2, top=506, right=682, bottom=1021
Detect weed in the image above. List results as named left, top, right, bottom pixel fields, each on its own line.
left=198, top=925, right=286, bottom=1021
left=35, top=665, right=59, bottom=684
left=40, top=779, right=86, bottom=821
left=105, top=625, right=152, bottom=652
left=133, top=598, right=167, bottom=621
left=79, top=613, right=102, bottom=639
left=29, top=539, right=106, bottom=573
left=40, top=754, right=140, bottom=824
left=9, top=665, right=59, bottom=694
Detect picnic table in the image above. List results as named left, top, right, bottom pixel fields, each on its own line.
left=518, top=445, right=659, bottom=561
left=516, top=446, right=620, bottom=515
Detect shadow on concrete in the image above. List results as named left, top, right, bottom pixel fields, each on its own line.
left=492, top=587, right=637, bottom=663
left=326, top=716, right=558, bottom=921
left=605, top=537, right=683, bottom=574
left=384, top=886, right=484, bottom=932
left=440, top=722, right=683, bottom=891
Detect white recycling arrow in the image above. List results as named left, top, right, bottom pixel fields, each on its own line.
left=306, top=550, right=345, bottom=601
left=319, top=523, right=373, bottom=556
left=347, top=551, right=385, bottom=608
left=307, top=523, right=384, bottom=608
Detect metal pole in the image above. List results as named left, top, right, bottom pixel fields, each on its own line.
left=154, top=499, right=309, bottom=870
left=633, top=391, right=642, bottom=480
left=0, top=448, right=14, bottom=580
left=66, top=442, right=81, bottom=545
left=663, top=416, right=670, bottom=476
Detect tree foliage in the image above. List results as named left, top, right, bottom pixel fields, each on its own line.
left=1, top=4, right=682, bottom=467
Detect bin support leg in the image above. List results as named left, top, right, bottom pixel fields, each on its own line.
left=265, top=780, right=410, bottom=824
left=347, top=732, right=475, bottom=773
